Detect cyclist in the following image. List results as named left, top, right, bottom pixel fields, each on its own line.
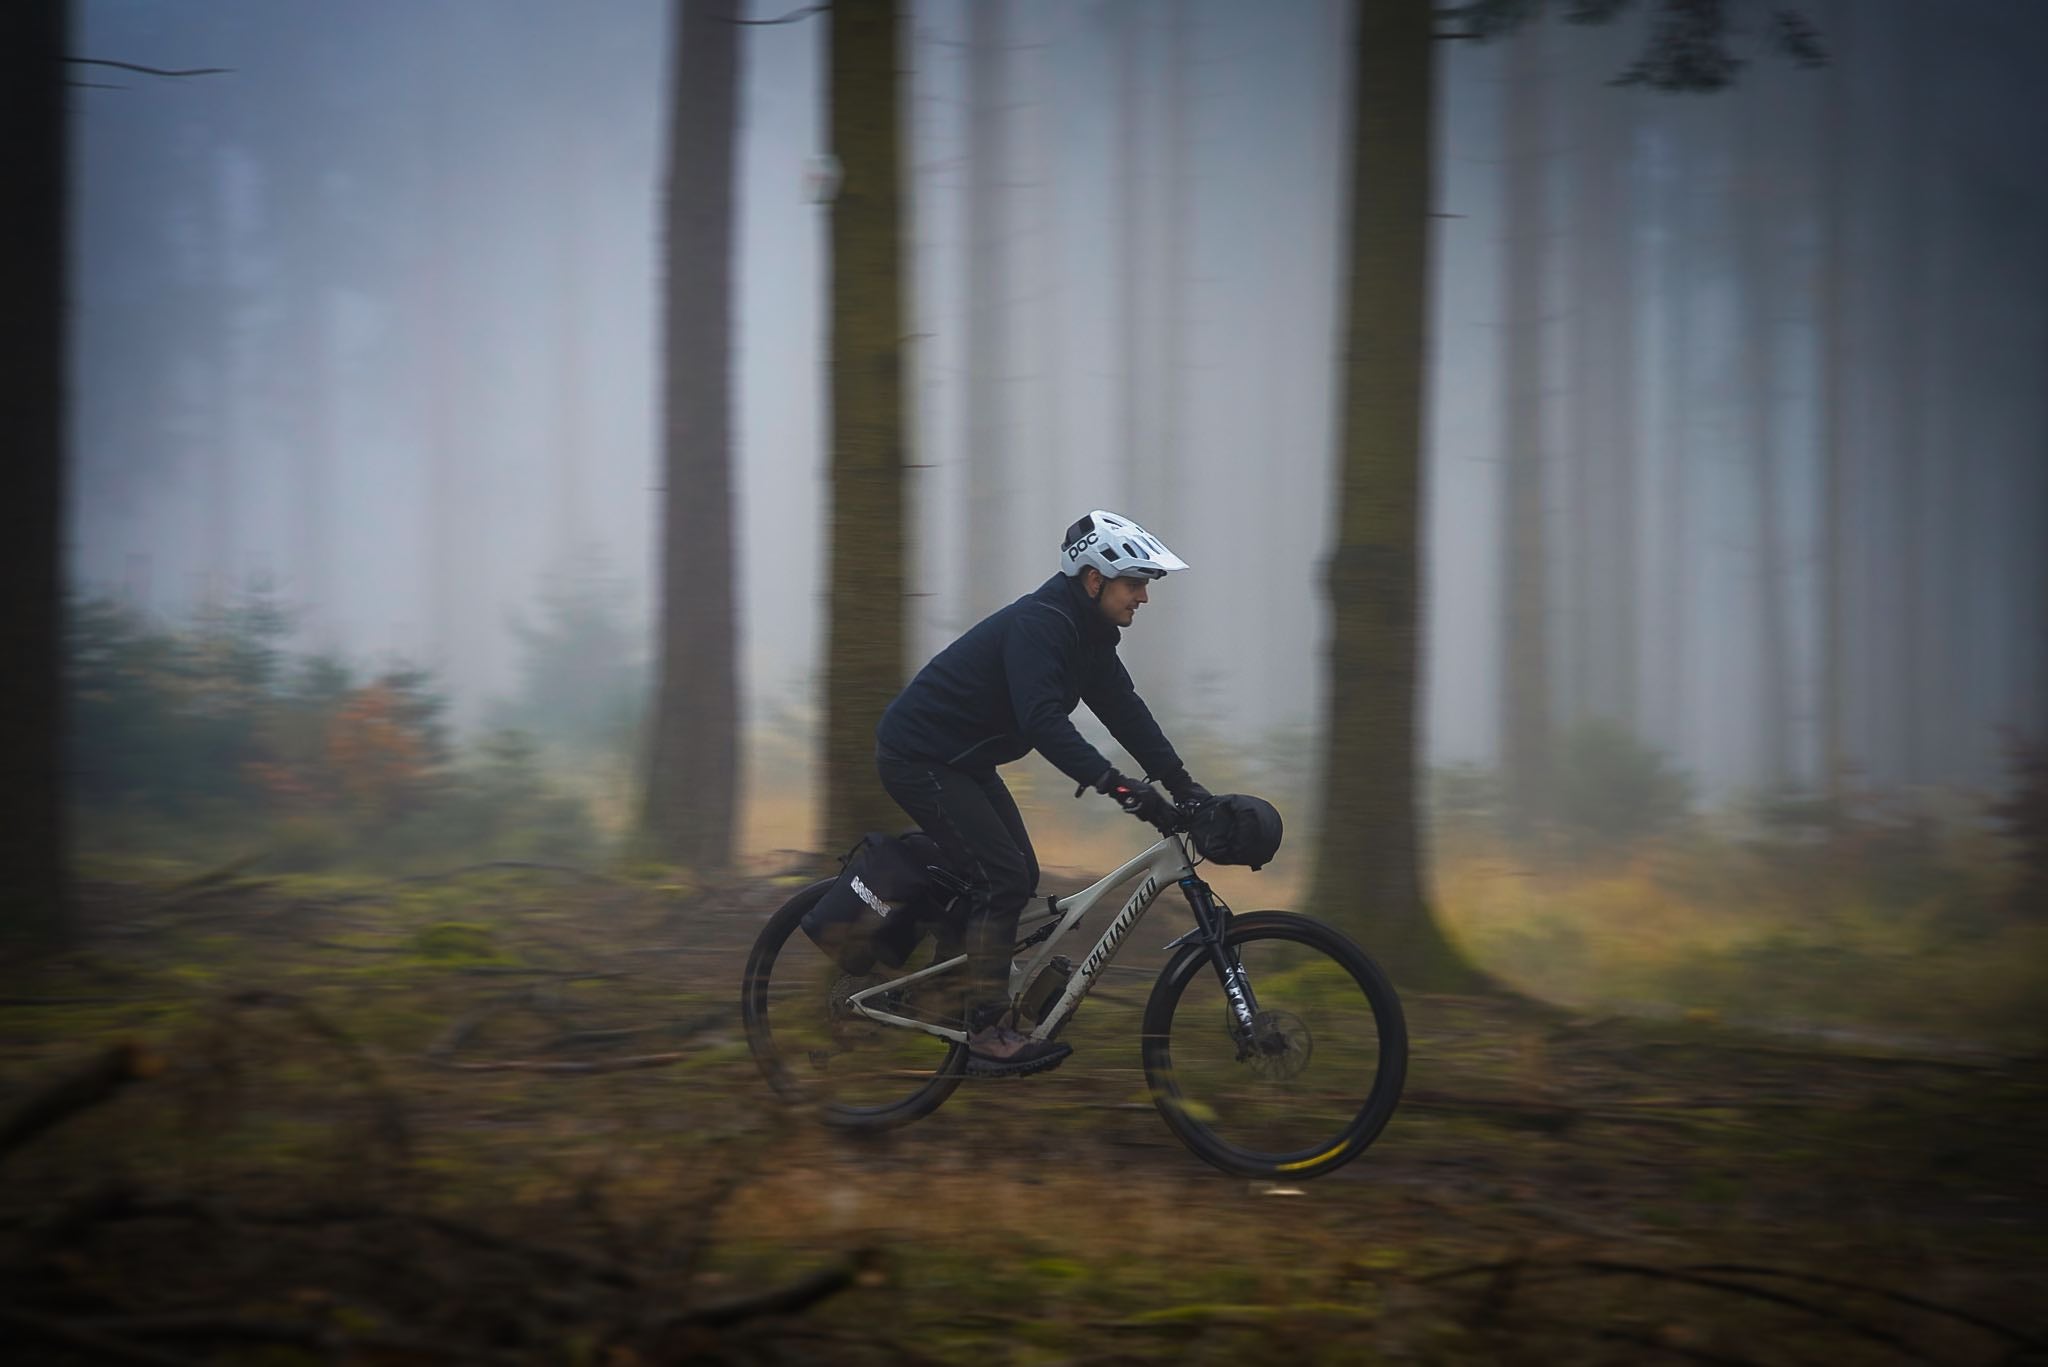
left=874, top=511, right=1211, bottom=1077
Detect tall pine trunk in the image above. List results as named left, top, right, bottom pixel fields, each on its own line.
left=1497, top=21, right=1552, bottom=835
left=1815, top=0, right=1850, bottom=803
left=0, top=0, right=70, bottom=943
left=644, top=0, right=741, bottom=872
left=821, top=0, right=910, bottom=849
left=962, top=0, right=1009, bottom=623
left=1739, top=81, right=1795, bottom=787
left=1309, top=0, right=1472, bottom=987
left=1889, top=0, right=1928, bottom=787
left=1656, top=101, right=1695, bottom=771
left=1114, top=1, right=1145, bottom=510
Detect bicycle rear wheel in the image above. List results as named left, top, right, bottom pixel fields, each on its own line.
left=1142, top=911, right=1405, bottom=1179
left=741, top=879, right=967, bottom=1129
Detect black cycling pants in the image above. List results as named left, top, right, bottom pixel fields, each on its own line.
left=875, top=747, right=1039, bottom=1008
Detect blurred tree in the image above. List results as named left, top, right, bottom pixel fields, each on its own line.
left=820, top=0, right=910, bottom=850
left=1109, top=0, right=1146, bottom=513
left=1814, top=0, right=1850, bottom=806
left=1736, top=73, right=1795, bottom=786
left=2, top=0, right=70, bottom=943
left=1310, top=0, right=1457, bottom=983
left=962, top=0, right=1012, bottom=623
left=1311, top=0, right=1818, bottom=986
left=1565, top=33, right=1642, bottom=731
left=644, top=0, right=741, bottom=873
left=1495, top=16, right=1552, bottom=839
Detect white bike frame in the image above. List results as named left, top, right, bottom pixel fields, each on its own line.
left=846, top=832, right=1200, bottom=1045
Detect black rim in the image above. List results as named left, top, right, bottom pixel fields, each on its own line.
left=742, top=882, right=966, bottom=1128
left=1143, top=915, right=1406, bottom=1178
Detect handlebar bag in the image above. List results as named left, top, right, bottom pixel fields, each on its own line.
left=800, top=831, right=954, bottom=973
left=1189, top=794, right=1284, bottom=871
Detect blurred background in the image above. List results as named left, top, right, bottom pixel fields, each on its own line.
left=5, top=4, right=2046, bottom=1360
left=47, top=0, right=2048, bottom=1028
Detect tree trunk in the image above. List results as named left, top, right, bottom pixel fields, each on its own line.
left=549, top=110, right=590, bottom=571
left=1497, top=20, right=1552, bottom=836
left=1564, top=57, right=1641, bottom=733
left=1308, top=0, right=1474, bottom=988
left=1656, top=100, right=1695, bottom=773
left=1596, top=94, right=1640, bottom=732
left=643, top=0, right=741, bottom=873
left=821, top=0, right=910, bottom=850
left=1815, top=0, right=1850, bottom=803
left=962, top=0, right=1009, bottom=623
left=1151, top=0, right=1194, bottom=712
left=1114, top=1, right=1144, bottom=511
left=1738, top=83, right=1795, bottom=788
left=0, top=0, right=71, bottom=944
left=294, top=276, right=334, bottom=652
left=419, top=19, right=460, bottom=682
left=1890, top=0, right=1927, bottom=788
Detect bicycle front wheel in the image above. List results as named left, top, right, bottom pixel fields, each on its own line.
left=741, top=879, right=967, bottom=1130
left=1142, top=911, right=1406, bottom=1179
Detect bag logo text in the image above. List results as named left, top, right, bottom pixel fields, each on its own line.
left=850, top=875, right=892, bottom=918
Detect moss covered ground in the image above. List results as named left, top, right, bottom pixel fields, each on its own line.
left=2, top=861, right=2042, bottom=1364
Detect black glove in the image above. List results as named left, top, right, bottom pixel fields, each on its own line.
left=1160, top=767, right=1212, bottom=808
left=1095, top=769, right=1176, bottom=833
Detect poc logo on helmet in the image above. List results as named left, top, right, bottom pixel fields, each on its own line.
left=1064, top=531, right=1099, bottom=561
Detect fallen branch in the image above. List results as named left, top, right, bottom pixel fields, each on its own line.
left=1682, top=1263, right=2044, bottom=1350
left=430, top=1002, right=729, bottom=1068
left=667, top=1250, right=876, bottom=1329
left=437, top=1052, right=688, bottom=1075
left=409, top=1208, right=640, bottom=1287
left=1420, top=1258, right=1929, bottom=1361
left=0, top=1040, right=161, bottom=1160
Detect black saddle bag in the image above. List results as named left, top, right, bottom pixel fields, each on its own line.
left=800, top=831, right=965, bottom=974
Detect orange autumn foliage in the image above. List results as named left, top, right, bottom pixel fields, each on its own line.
left=325, top=683, right=430, bottom=816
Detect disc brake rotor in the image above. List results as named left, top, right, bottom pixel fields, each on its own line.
left=1243, top=1009, right=1312, bottom=1081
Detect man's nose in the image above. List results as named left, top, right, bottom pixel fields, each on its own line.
left=1133, top=583, right=1149, bottom=602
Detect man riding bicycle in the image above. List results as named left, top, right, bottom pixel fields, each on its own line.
left=874, top=510, right=1211, bottom=1078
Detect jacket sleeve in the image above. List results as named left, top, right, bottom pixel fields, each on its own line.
left=1083, top=654, right=1184, bottom=783
left=1004, top=605, right=1117, bottom=787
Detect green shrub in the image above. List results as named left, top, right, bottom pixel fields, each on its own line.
left=1551, top=717, right=1692, bottom=854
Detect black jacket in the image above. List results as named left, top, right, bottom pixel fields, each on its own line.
left=876, top=574, right=1182, bottom=787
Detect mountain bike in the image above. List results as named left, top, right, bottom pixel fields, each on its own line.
left=740, top=814, right=1407, bottom=1180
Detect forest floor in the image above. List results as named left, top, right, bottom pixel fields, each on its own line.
left=1, top=861, right=2043, bottom=1365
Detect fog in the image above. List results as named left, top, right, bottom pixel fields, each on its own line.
left=70, top=0, right=2048, bottom=811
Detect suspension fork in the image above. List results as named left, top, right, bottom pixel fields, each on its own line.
left=1179, top=877, right=1261, bottom=1041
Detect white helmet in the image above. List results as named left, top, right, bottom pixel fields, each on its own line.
left=1059, top=510, right=1189, bottom=580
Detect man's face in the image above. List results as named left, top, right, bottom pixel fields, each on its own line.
left=1094, top=572, right=1151, bottom=627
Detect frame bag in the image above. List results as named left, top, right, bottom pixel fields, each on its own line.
left=1189, top=794, right=1284, bottom=871
left=800, top=831, right=954, bottom=974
